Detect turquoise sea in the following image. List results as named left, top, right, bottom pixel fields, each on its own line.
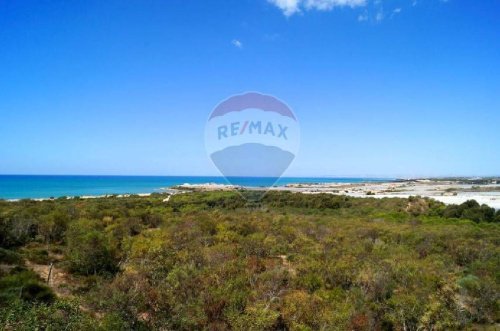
left=0, top=175, right=393, bottom=200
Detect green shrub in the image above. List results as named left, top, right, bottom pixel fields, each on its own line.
left=0, top=300, right=96, bottom=330
left=0, top=248, right=22, bottom=264
left=0, top=269, right=54, bottom=304
left=24, top=248, right=50, bottom=265
left=66, top=219, right=118, bottom=276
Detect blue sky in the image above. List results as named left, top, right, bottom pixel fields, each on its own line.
left=0, top=0, right=499, bottom=177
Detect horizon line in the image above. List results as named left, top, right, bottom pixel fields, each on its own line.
left=0, top=174, right=499, bottom=179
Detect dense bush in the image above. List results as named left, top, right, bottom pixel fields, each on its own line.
left=0, top=248, right=22, bottom=264
left=442, top=200, right=498, bottom=222
left=0, top=300, right=96, bottom=330
left=0, top=192, right=498, bottom=329
left=65, top=219, right=119, bottom=276
left=0, top=269, right=54, bottom=304
left=262, top=191, right=354, bottom=210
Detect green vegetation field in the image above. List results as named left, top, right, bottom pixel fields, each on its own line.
left=0, top=192, right=499, bottom=330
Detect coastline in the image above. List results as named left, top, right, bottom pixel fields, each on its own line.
left=173, top=179, right=500, bottom=209
left=283, top=180, right=500, bottom=209
left=5, top=178, right=500, bottom=210
left=0, top=176, right=389, bottom=201
left=4, top=192, right=154, bottom=202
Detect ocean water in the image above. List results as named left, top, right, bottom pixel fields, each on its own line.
left=0, top=175, right=392, bottom=200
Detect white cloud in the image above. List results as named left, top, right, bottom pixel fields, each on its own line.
left=388, top=7, right=402, bottom=18
left=358, top=12, right=368, bottom=21
left=267, top=0, right=300, bottom=16
left=232, top=39, right=243, bottom=49
left=268, top=0, right=365, bottom=16
left=268, top=0, right=433, bottom=21
left=304, top=0, right=366, bottom=10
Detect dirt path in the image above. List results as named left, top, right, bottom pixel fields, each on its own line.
left=25, top=260, right=75, bottom=298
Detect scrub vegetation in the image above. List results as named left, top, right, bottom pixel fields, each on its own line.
left=0, top=192, right=498, bottom=330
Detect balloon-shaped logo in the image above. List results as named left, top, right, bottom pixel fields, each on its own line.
left=205, top=92, right=300, bottom=190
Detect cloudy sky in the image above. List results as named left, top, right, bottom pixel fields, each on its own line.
left=0, top=0, right=499, bottom=177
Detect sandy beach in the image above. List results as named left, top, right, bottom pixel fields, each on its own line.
left=281, top=181, right=500, bottom=209
left=174, top=179, right=500, bottom=209
left=7, top=179, right=499, bottom=210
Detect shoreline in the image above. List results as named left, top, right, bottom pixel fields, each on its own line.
left=171, top=180, right=500, bottom=209
left=3, top=179, right=500, bottom=209
left=277, top=180, right=500, bottom=209
left=0, top=176, right=389, bottom=201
